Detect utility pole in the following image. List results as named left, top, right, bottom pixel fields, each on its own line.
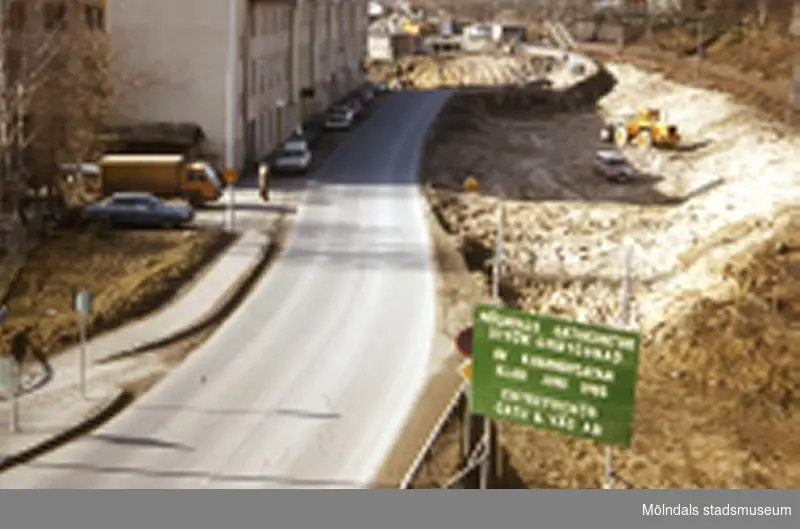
left=224, top=0, right=239, bottom=172
left=478, top=197, right=505, bottom=490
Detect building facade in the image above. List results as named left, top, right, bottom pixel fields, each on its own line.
left=107, top=0, right=368, bottom=170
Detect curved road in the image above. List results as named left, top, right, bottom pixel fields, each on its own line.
left=0, top=91, right=450, bottom=489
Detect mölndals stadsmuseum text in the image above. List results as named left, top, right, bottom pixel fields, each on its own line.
left=643, top=504, right=792, bottom=517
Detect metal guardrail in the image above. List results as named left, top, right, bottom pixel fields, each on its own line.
left=399, top=381, right=468, bottom=489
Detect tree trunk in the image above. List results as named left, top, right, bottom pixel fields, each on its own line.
left=757, top=0, right=769, bottom=28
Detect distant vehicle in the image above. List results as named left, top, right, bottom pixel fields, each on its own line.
left=324, top=107, right=356, bottom=130
left=347, top=98, right=365, bottom=117
left=83, top=191, right=195, bottom=228
left=600, top=107, right=681, bottom=150
left=272, top=139, right=313, bottom=174
left=373, top=81, right=390, bottom=94
left=357, top=84, right=376, bottom=105
left=593, top=150, right=635, bottom=183
left=97, top=154, right=224, bottom=207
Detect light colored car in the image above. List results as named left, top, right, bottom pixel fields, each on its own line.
left=324, top=107, right=356, bottom=130
left=272, top=139, right=313, bottom=174
left=83, top=191, right=195, bottom=228
left=593, top=149, right=635, bottom=182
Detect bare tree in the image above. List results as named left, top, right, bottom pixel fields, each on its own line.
left=0, top=0, right=113, bottom=226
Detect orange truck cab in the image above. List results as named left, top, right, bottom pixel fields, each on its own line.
left=98, top=154, right=223, bottom=207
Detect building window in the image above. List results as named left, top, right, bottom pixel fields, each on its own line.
left=84, top=5, right=105, bottom=31
left=5, top=1, right=26, bottom=30
left=43, top=2, right=67, bottom=31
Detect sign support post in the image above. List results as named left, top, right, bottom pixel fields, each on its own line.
left=0, top=306, right=20, bottom=432
left=227, top=183, right=235, bottom=231
left=0, top=358, right=21, bottom=433
left=10, top=374, right=18, bottom=432
left=222, top=168, right=239, bottom=232
left=479, top=197, right=505, bottom=489
left=604, top=243, right=634, bottom=489
left=78, top=311, right=88, bottom=399
left=74, top=290, right=93, bottom=400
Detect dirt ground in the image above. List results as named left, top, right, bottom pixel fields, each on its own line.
left=370, top=53, right=557, bottom=89
left=585, top=16, right=798, bottom=124
left=410, top=54, right=800, bottom=488
left=0, top=228, right=235, bottom=361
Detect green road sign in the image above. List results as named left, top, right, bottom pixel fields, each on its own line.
left=470, top=303, right=642, bottom=447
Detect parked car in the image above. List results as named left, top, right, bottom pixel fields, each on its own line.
left=272, top=138, right=313, bottom=174
left=346, top=98, right=365, bottom=118
left=593, top=150, right=635, bottom=183
left=83, top=191, right=195, bottom=228
left=357, top=84, right=375, bottom=105
left=324, top=107, right=356, bottom=130
left=373, top=81, right=390, bottom=94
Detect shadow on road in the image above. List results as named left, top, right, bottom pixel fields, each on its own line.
left=89, top=434, right=195, bottom=452
left=204, top=202, right=299, bottom=215
left=136, top=403, right=341, bottom=421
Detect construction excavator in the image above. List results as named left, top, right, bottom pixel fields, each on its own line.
left=600, top=107, right=681, bottom=149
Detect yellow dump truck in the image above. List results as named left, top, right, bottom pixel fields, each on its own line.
left=98, top=154, right=224, bottom=207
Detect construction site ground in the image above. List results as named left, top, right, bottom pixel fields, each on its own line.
left=585, top=17, right=798, bottom=124
left=405, top=53, right=799, bottom=488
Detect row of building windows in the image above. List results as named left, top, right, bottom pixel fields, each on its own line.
left=249, top=7, right=290, bottom=37
left=249, top=53, right=291, bottom=97
left=247, top=39, right=352, bottom=100
left=4, top=1, right=105, bottom=31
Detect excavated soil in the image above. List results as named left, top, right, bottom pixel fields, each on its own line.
left=585, top=17, right=799, bottom=124
left=412, top=56, right=800, bottom=488
left=371, top=53, right=557, bottom=89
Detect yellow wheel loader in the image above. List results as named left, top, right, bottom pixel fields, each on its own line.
left=600, top=107, right=681, bottom=150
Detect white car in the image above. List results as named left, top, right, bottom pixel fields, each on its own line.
left=324, top=107, right=356, bottom=130
left=272, top=139, right=313, bottom=174
left=593, top=149, right=635, bottom=182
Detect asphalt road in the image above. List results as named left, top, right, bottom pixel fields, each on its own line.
left=0, top=90, right=451, bottom=489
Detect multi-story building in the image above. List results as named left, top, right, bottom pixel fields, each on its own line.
left=106, top=0, right=368, bottom=171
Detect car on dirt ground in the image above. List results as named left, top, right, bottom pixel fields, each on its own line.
left=83, top=191, right=195, bottom=228
left=271, top=138, right=313, bottom=174
left=593, top=149, right=635, bottom=183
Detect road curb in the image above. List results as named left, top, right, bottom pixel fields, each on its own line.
left=0, top=389, right=133, bottom=473
left=97, top=231, right=276, bottom=364
left=0, top=227, right=284, bottom=474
